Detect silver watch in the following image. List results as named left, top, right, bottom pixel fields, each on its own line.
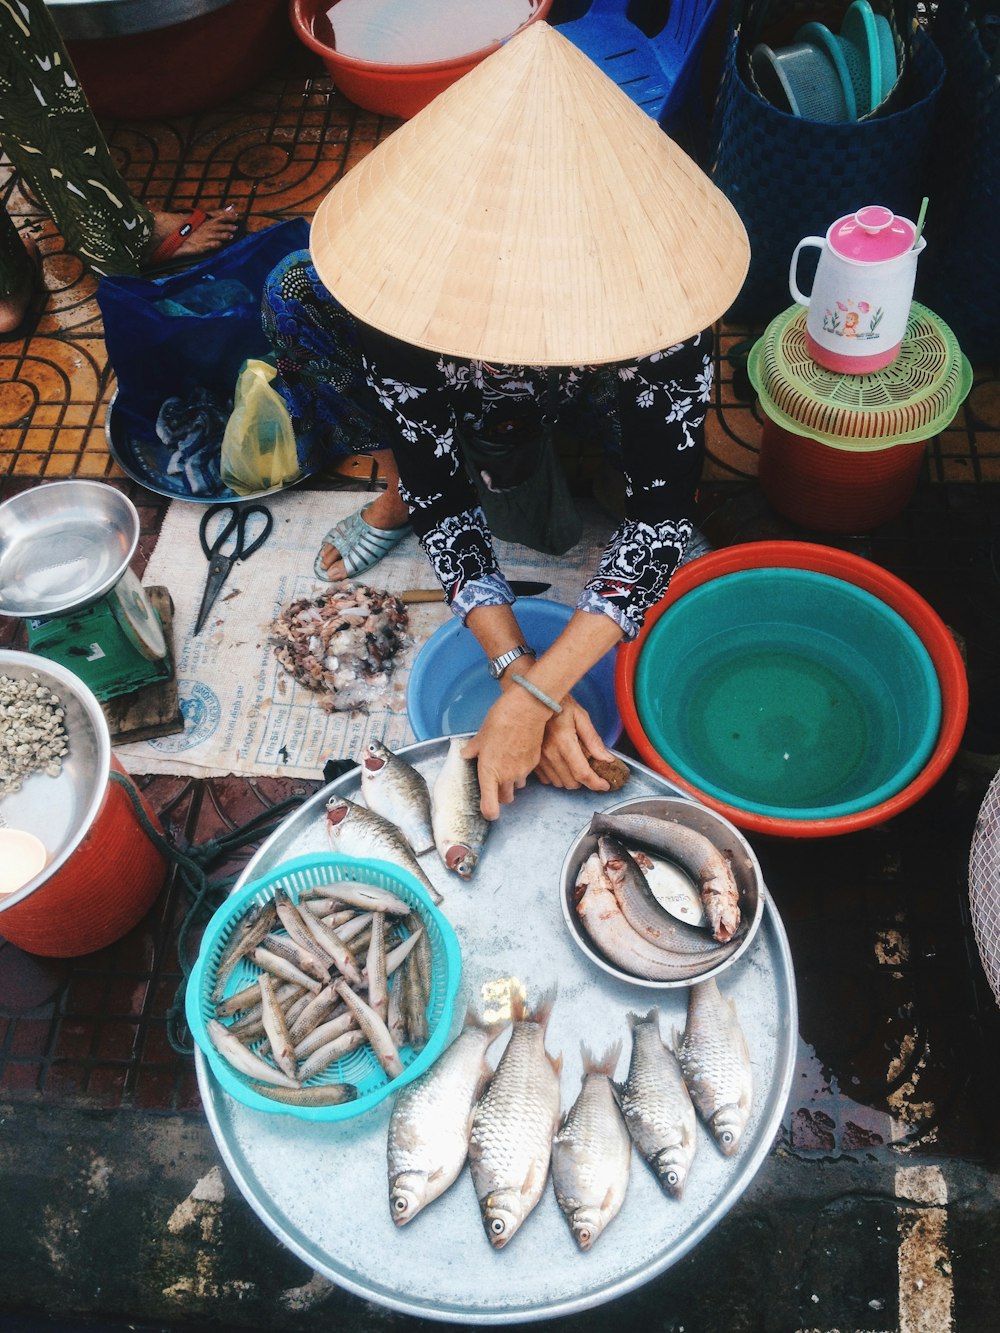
left=487, top=644, right=535, bottom=680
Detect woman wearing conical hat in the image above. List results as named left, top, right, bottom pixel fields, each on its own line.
left=263, top=23, right=749, bottom=820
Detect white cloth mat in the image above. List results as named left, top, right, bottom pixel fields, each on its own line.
left=115, top=488, right=615, bottom=780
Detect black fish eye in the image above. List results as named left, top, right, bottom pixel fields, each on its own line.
left=721, top=1130, right=734, bottom=1145
left=490, top=1217, right=506, bottom=1236
left=393, top=1196, right=407, bottom=1212
left=666, top=1170, right=679, bottom=1186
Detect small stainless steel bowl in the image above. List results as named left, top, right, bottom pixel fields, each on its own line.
left=0, top=480, right=139, bottom=618
left=560, top=795, right=765, bottom=989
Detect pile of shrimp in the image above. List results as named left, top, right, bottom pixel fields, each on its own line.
left=270, top=583, right=411, bottom=712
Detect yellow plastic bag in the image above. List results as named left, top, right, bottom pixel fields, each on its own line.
left=220, top=359, right=301, bottom=496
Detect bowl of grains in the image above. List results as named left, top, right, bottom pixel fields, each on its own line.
left=0, top=650, right=167, bottom=956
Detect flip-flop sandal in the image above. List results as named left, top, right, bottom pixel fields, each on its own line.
left=143, top=208, right=241, bottom=277
left=314, top=506, right=411, bottom=581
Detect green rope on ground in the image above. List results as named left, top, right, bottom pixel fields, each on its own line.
left=107, top=771, right=304, bottom=1056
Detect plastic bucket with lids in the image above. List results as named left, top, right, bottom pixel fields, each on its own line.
left=0, top=651, right=167, bottom=956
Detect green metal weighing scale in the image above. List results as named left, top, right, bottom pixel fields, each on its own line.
left=25, top=568, right=172, bottom=701
left=0, top=481, right=173, bottom=704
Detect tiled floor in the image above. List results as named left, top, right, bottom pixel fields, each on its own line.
left=2, top=22, right=1000, bottom=1332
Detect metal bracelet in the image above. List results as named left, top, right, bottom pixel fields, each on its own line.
left=509, top=673, right=563, bottom=715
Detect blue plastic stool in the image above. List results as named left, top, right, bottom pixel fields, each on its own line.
left=555, top=0, right=722, bottom=127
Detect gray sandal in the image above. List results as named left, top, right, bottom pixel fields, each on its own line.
left=314, top=506, right=411, bottom=580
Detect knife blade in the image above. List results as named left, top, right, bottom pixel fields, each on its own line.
left=400, top=580, right=551, bottom=604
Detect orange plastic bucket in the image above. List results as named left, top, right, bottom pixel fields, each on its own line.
left=0, top=653, right=168, bottom=956
left=758, top=413, right=927, bottom=533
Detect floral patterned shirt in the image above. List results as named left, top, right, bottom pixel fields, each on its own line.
left=359, top=325, right=713, bottom=640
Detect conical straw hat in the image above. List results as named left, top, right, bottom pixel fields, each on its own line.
left=310, top=22, right=750, bottom=366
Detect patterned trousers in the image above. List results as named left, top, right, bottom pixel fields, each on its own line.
left=0, top=0, right=153, bottom=296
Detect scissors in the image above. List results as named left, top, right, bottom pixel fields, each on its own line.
left=194, top=502, right=273, bottom=635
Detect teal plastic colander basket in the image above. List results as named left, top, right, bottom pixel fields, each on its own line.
left=185, top=853, right=462, bottom=1120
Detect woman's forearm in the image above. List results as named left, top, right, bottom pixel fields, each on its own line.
left=464, top=606, right=624, bottom=702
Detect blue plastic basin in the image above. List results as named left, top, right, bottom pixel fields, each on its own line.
left=634, top=569, right=941, bottom=820
left=406, top=598, right=622, bottom=745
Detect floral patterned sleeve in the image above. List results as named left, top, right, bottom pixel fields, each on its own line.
left=359, top=323, right=712, bottom=637
left=359, top=328, right=526, bottom=619
left=580, top=331, right=713, bottom=640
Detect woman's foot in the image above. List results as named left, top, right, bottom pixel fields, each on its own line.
left=318, top=487, right=412, bottom=581
left=144, top=207, right=239, bottom=268
left=0, top=236, right=40, bottom=335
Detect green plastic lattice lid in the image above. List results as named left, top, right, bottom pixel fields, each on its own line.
left=748, top=302, right=972, bottom=451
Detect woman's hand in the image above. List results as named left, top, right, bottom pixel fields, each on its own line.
left=461, top=604, right=625, bottom=819
left=463, top=687, right=615, bottom=820
left=533, top=695, right=615, bottom=791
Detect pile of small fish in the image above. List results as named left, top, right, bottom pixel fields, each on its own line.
left=385, top=979, right=753, bottom=1252
left=573, top=809, right=747, bottom=982
left=270, top=583, right=411, bottom=712
left=325, top=737, right=491, bottom=903
left=202, top=877, right=436, bottom=1107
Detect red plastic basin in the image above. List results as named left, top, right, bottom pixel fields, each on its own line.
left=290, top=0, right=553, bottom=120
left=615, top=541, right=969, bottom=839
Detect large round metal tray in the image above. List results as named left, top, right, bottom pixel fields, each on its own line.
left=195, top=739, right=797, bottom=1323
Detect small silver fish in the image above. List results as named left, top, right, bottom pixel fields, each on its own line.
left=596, top=835, right=721, bottom=956
left=360, top=740, right=435, bottom=855
left=387, top=1010, right=504, bottom=1226
left=211, top=899, right=278, bottom=1002
left=574, top=853, right=721, bottom=982
left=468, top=989, right=562, bottom=1249
left=675, top=978, right=753, bottom=1157
left=551, top=1041, right=631, bottom=1250
left=247, top=1081, right=358, bottom=1107
left=620, top=1009, right=697, bottom=1198
left=431, top=736, right=489, bottom=880
left=590, top=810, right=743, bottom=943
left=325, top=795, right=443, bottom=904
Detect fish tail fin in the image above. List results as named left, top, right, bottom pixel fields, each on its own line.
left=626, top=1007, right=660, bottom=1032
left=581, top=1039, right=623, bottom=1077
left=464, top=1004, right=507, bottom=1046
left=529, top=984, right=559, bottom=1031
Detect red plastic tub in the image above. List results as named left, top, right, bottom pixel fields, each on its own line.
left=757, top=413, right=927, bottom=534
left=55, top=0, right=291, bottom=119
left=290, top=0, right=553, bottom=119
left=0, top=757, right=167, bottom=957
left=615, top=541, right=969, bottom=839
left=0, top=653, right=167, bottom=957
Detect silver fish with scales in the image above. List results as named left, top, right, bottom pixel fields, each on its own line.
left=431, top=736, right=490, bottom=880
left=675, top=978, right=754, bottom=1157
left=620, top=1008, right=697, bottom=1198
left=467, top=990, right=562, bottom=1249
left=325, top=794, right=443, bottom=904
left=551, top=1041, right=631, bottom=1250
left=386, top=1010, right=503, bottom=1226
left=360, top=740, right=434, bottom=855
